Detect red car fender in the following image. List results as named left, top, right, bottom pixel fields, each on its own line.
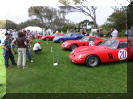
left=41, top=36, right=46, bottom=40
left=42, top=35, right=51, bottom=40
left=83, top=52, right=108, bottom=64
left=61, top=41, right=74, bottom=49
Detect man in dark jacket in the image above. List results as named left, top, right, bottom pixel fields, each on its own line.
left=1, top=33, right=16, bottom=68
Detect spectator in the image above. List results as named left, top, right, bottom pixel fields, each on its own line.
left=97, top=29, right=103, bottom=37
left=11, top=38, right=16, bottom=55
left=12, top=32, right=27, bottom=69
left=33, top=41, right=42, bottom=53
left=82, top=29, right=86, bottom=36
left=1, top=33, right=16, bottom=68
left=111, top=28, right=118, bottom=39
left=26, top=38, right=33, bottom=63
left=125, top=26, right=133, bottom=36
left=13, top=30, right=18, bottom=39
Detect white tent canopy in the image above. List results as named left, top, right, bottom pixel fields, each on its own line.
left=24, top=26, right=43, bottom=32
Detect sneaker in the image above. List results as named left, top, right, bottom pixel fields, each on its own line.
left=13, top=63, right=17, bottom=66
left=31, top=60, right=34, bottom=63
left=23, top=66, right=28, bottom=69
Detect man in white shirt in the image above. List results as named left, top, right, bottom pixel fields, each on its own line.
left=33, top=41, right=42, bottom=53
left=111, top=28, right=118, bottom=39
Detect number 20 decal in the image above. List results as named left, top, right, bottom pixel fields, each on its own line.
left=118, top=49, right=128, bottom=60
left=89, top=41, right=94, bottom=46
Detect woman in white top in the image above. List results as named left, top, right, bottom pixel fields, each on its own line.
left=111, top=28, right=118, bottom=39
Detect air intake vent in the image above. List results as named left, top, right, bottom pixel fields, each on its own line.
left=108, top=53, right=113, bottom=59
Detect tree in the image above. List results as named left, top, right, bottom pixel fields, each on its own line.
left=79, top=20, right=94, bottom=29
left=28, top=6, right=69, bottom=31
left=59, top=0, right=98, bottom=28
left=127, top=2, right=133, bottom=29
left=17, top=19, right=44, bottom=30
left=6, top=20, right=17, bottom=30
left=28, top=6, right=47, bottom=30
left=61, top=23, right=76, bottom=33
left=0, top=20, right=6, bottom=29
left=107, top=8, right=127, bottom=31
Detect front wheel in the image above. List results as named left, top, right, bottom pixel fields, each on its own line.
left=76, top=37, right=81, bottom=40
left=70, top=44, right=78, bottom=51
left=59, top=39, right=64, bottom=43
left=45, top=37, right=50, bottom=41
left=85, top=55, right=100, bottom=67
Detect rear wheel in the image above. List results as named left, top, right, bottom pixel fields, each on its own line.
left=59, top=39, right=64, bottom=43
left=70, top=44, right=78, bottom=51
left=85, top=55, right=100, bottom=67
left=45, top=37, right=50, bottom=41
left=76, top=37, right=81, bottom=40
left=96, top=42, right=102, bottom=46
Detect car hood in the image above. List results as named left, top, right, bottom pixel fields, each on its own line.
left=73, top=46, right=108, bottom=53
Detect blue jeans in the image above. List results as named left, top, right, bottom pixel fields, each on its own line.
left=26, top=49, right=32, bottom=61
left=4, top=49, right=16, bottom=67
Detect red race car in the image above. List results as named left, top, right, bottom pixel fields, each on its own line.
left=62, top=36, right=105, bottom=51
left=38, top=34, right=43, bottom=39
left=42, top=33, right=64, bottom=41
left=69, top=38, right=133, bottom=67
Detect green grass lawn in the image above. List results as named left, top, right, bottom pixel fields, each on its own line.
left=5, top=40, right=127, bottom=93
left=0, top=48, right=6, bottom=98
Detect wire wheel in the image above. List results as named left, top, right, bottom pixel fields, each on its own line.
left=45, top=37, right=50, bottom=41
left=85, top=55, right=100, bottom=67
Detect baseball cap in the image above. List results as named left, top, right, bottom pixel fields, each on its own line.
left=37, top=41, right=40, bottom=43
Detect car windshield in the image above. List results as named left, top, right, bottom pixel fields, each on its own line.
left=80, top=37, right=89, bottom=41
left=99, top=40, right=119, bottom=49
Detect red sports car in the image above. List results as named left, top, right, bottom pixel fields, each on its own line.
left=38, top=34, right=43, bottom=39
left=42, top=33, right=64, bottom=41
left=62, top=36, right=105, bottom=51
left=69, top=38, right=133, bottom=67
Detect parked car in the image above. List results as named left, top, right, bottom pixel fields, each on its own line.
left=62, top=36, right=105, bottom=51
left=53, top=33, right=84, bottom=43
left=38, top=34, right=43, bottom=39
left=42, top=33, right=64, bottom=41
left=69, top=38, right=133, bottom=67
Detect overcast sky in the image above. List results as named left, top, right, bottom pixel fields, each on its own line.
left=0, top=0, right=130, bottom=25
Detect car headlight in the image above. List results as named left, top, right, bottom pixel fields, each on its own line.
left=78, top=54, right=82, bottom=59
left=71, top=50, right=75, bottom=54
left=63, top=43, right=68, bottom=47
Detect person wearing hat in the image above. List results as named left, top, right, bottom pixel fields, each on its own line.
left=33, top=41, right=42, bottom=53
left=1, top=33, right=16, bottom=68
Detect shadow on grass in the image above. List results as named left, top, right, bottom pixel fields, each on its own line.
left=72, top=60, right=129, bottom=69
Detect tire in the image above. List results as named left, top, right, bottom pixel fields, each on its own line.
left=96, top=42, right=102, bottom=46
left=59, top=39, right=64, bottom=43
left=85, top=55, right=100, bottom=67
left=70, top=44, right=78, bottom=51
left=45, top=37, right=50, bottom=41
left=76, top=37, right=81, bottom=40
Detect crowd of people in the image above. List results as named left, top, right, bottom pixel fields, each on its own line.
left=81, top=28, right=119, bottom=38
left=0, top=29, right=42, bottom=69
left=0, top=26, right=133, bottom=69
